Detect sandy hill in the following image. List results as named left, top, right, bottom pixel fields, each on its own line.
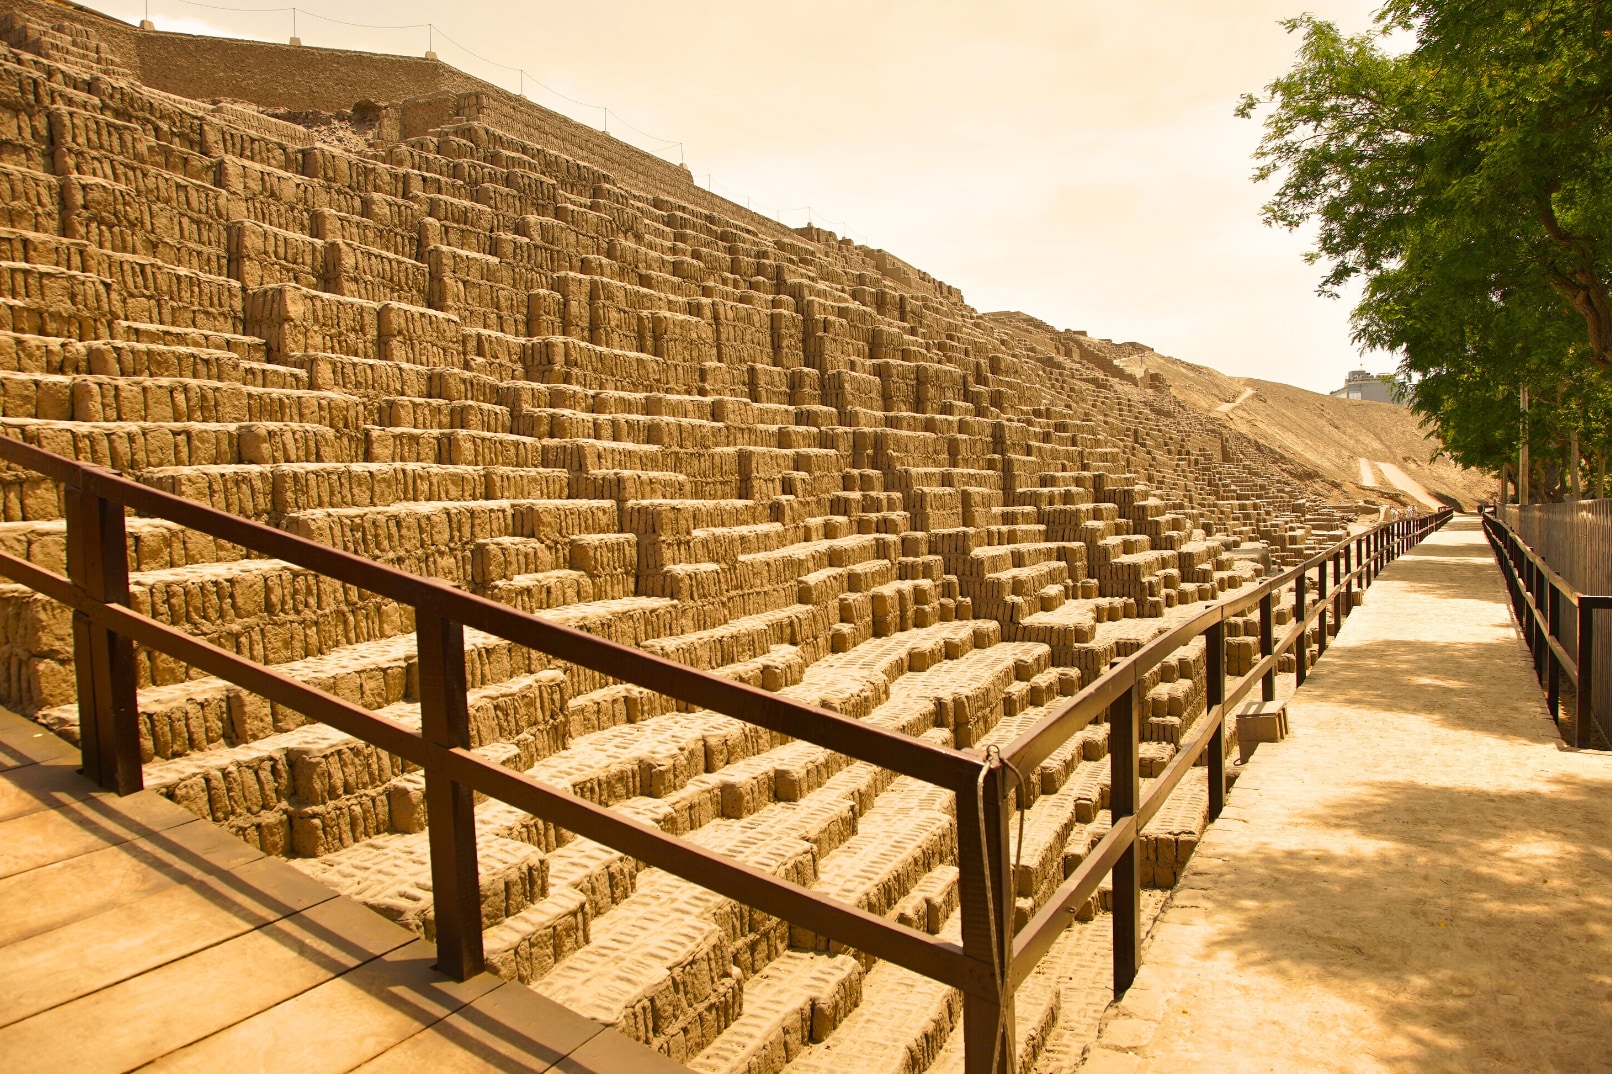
left=1077, top=335, right=1489, bottom=511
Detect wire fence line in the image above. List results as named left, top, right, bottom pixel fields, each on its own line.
left=90, top=0, right=871, bottom=245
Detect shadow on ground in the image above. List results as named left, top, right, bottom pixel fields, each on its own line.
left=1142, top=515, right=1612, bottom=1071
left=1181, top=772, right=1612, bottom=1072
left=1297, top=633, right=1552, bottom=745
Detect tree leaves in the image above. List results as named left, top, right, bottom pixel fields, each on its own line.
left=1245, top=1, right=1612, bottom=493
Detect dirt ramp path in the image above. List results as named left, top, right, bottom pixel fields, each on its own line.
left=1078, top=517, right=1612, bottom=1073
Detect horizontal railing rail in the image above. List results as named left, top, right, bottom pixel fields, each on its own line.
left=1481, top=508, right=1612, bottom=748
left=1004, top=505, right=1452, bottom=992
left=0, top=432, right=1450, bottom=1074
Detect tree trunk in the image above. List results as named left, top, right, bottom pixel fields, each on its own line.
left=1570, top=429, right=1582, bottom=499
left=1519, top=385, right=1530, bottom=503
left=1540, top=201, right=1612, bottom=367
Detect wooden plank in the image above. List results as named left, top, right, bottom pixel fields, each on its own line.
left=0, top=818, right=261, bottom=946
left=0, top=855, right=338, bottom=1028
left=550, top=1024, right=695, bottom=1073
left=0, top=898, right=412, bottom=1074
left=0, top=758, right=98, bottom=822
left=0, top=720, right=76, bottom=771
left=351, top=982, right=605, bottom=1074
left=0, top=790, right=199, bottom=879
left=141, top=939, right=501, bottom=1074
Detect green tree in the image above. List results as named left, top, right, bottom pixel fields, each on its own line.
left=1239, top=1, right=1612, bottom=494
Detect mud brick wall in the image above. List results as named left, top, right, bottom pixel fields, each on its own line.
left=0, top=8, right=1369, bottom=1067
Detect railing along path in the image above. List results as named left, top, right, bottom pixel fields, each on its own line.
left=0, top=435, right=1450, bottom=1074
left=1482, top=509, right=1612, bottom=748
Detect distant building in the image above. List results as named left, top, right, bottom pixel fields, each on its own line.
left=1330, top=369, right=1402, bottom=404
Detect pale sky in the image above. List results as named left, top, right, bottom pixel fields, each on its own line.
left=90, top=0, right=1391, bottom=394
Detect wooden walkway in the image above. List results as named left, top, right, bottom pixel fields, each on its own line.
left=0, top=709, right=680, bottom=1074
left=1078, top=515, right=1612, bottom=1073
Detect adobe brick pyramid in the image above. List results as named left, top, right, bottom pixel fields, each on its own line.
left=0, top=13, right=1355, bottom=1072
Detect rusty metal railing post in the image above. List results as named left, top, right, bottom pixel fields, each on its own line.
left=1110, top=683, right=1140, bottom=996
left=1206, top=621, right=1226, bottom=820
left=1294, top=571, right=1308, bottom=687
left=416, top=604, right=485, bottom=981
left=1576, top=602, right=1596, bottom=749
left=1530, top=560, right=1546, bottom=686
left=1331, top=551, right=1343, bottom=633
left=1505, top=526, right=1523, bottom=624
left=1316, top=558, right=1329, bottom=656
left=1546, top=582, right=1561, bottom=719
left=64, top=484, right=142, bottom=794
left=1258, top=591, right=1275, bottom=703
left=958, top=761, right=1014, bottom=1074
left=1343, top=542, right=1354, bottom=619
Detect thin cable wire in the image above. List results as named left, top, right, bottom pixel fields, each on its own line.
left=427, top=23, right=520, bottom=73
left=602, top=109, right=679, bottom=150
left=297, top=10, right=427, bottom=30
left=518, top=73, right=606, bottom=112
left=144, top=1, right=854, bottom=236
left=429, top=25, right=614, bottom=129
left=164, top=0, right=292, bottom=12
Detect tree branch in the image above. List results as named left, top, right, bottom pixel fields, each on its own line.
left=1538, top=199, right=1612, bottom=367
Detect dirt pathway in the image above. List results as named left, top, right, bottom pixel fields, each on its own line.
left=1076, top=516, right=1612, bottom=1073
left=1215, top=387, right=1255, bottom=414
left=1376, top=461, right=1443, bottom=509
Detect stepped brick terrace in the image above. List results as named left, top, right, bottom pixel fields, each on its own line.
left=0, top=8, right=1558, bottom=1074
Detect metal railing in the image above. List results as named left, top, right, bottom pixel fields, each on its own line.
left=0, top=434, right=1450, bottom=1073
left=1483, top=509, right=1612, bottom=748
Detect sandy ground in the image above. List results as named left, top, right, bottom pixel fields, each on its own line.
left=1076, top=516, right=1612, bottom=1073
left=1375, top=461, right=1443, bottom=510
left=1216, top=388, right=1255, bottom=414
